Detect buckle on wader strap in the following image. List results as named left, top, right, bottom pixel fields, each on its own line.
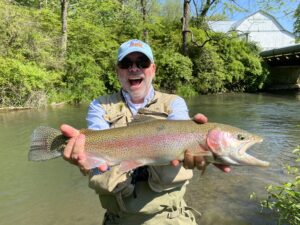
left=165, top=205, right=202, bottom=219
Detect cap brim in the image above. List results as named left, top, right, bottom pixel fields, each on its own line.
left=118, top=47, right=154, bottom=63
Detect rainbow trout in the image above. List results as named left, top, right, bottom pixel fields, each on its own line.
left=28, top=119, right=269, bottom=172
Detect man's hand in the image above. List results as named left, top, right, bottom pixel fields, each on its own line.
left=61, top=124, right=108, bottom=174
left=171, top=113, right=231, bottom=173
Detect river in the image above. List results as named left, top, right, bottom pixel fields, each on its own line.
left=0, top=92, right=299, bottom=225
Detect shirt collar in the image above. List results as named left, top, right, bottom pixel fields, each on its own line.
left=121, top=86, right=155, bottom=113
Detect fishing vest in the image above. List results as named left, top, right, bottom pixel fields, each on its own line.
left=98, top=90, right=177, bottom=127
left=89, top=90, right=199, bottom=225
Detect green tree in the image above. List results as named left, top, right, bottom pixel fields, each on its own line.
left=155, top=51, right=194, bottom=96
left=0, top=0, right=270, bottom=106
left=294, top=3, right=300, bottom=41
left=0, top=57, right=61, bottom=107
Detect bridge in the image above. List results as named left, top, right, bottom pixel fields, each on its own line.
left=260, top=44, right=300, bottom=90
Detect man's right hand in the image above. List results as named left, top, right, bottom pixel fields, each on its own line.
left=60, top=124, right=108, bottom=174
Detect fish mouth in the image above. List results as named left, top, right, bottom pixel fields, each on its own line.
left=235, top=138, right=270, bottom=167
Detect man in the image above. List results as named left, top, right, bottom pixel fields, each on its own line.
left=62, top=39, right=230, bottom=224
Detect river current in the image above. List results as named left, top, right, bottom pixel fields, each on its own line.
left=0, top=92, right=299, bottom=225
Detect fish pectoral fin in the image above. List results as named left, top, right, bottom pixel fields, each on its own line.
left=119, top=160, right=147, bottom=172
left=85, top=152, right=108, bottom=170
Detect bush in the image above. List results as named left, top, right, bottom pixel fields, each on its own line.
left=190, top=46, right=226, bottom=94
left=259, top=146, right=300, bottom=225
left=155, top=51, right=194, bottom=96
left=0, top=57, right=61, bottom=107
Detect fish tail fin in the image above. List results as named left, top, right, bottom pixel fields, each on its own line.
left=28, top=126, right=67, bottom=161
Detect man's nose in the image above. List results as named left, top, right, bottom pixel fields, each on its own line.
left=128, top=63, right=140, bottom=72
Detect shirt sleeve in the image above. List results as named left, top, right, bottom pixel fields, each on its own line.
left=167, top=96, right=190, bottom=120
left=86, top=99, right=110, bottom=130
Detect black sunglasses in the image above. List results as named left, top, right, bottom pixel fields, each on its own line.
left=118, top=56, right=151, bottom=69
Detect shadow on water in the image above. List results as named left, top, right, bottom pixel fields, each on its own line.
left=0, top=92, right=299, bottom=225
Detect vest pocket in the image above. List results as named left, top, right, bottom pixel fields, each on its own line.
left=103, top=113, right=129, bottom=128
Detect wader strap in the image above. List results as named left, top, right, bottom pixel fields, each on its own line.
left=115, top=192, right=127, bottom=212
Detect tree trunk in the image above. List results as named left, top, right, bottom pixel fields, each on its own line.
left=182, top=0, right=190, bottom=55
left=140, top=0, right=148, bottom=42
left=60, top=0, right=68, bottom=59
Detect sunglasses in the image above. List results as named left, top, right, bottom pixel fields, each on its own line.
left=118, top=56, right=151, bottom=69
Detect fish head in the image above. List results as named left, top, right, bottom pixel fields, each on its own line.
left=206, top=125, right=269, bottom=167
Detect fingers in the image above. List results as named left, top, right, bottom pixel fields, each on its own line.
left=60, top=124, right=80, bottom=138
left=72, top=134, right=85, bottom=162
left=63, top=137, right=77, bottom=164
left=194, top=156, right=207, bottom=170
left=63, top=133, right=87, bottom=168
left=61, top=125, right=109, bottom=175
left=214, top=164, right=231, bottom=173
left=98, top=164, right=109, bottom=172
left=170, top=160, right=180, bottom=167
left=193, top=113, right=208, bottom=124
left=183, top=150, right=208, bottom=171
left=183, top=150, right=201, bottom=169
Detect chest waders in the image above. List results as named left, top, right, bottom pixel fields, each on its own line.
left=90, top=91, right=200, bottom=225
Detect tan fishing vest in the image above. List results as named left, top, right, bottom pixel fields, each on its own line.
left=98, top=91, right=177, bottom=128
left=89, top=90, right=198, bottom=225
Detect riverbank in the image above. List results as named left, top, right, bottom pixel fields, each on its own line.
left=0, top=101, right=71, bottom=112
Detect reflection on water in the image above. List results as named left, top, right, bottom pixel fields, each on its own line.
left=187, top=92, right=300, bottom=225
left=0, top=92, right=299, bottom=225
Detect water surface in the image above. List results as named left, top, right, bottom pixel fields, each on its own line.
left=0, top=92, right=299, bottom=225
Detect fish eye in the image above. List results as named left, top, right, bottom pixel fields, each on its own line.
left=237, top=134, right=245, bottom=140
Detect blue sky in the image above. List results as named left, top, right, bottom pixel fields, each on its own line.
left=188, top=0, right=299, bottom=33
left=227, top=0, right=300, bottom=32
left=216, top=0, right=298, bottom=33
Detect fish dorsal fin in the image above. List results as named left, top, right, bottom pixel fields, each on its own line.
left=129, top=115, right=160, bottom=125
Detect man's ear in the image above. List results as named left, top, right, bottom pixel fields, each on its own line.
left=152, top=63, right=156, bottom=74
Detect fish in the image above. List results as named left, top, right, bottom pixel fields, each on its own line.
left=28, top=119, right=269, bottom=172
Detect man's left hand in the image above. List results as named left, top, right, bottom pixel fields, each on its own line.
left=170, top=113, right=231, bottom=173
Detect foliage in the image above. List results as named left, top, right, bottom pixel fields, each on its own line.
left=190, top=45, right=226, bottom=93
left=294, top=3, right=300, bottom=41
left=259, top=146, right=300, bottom=225
left=187, top=30, right=265, bottom=93
left=155, top=51, right=194, bottom=96
left=214, top=34, right=265, bottom=92
left=0, top=0, right=274, bottom=106
left=0, top=1, right=63, bottom=107
left=0, top=1, right=61, bottom=69
left=0, top=57, right=61, bottom=107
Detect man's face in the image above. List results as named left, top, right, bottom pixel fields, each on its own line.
left=117, top=52, right=156, bottom=104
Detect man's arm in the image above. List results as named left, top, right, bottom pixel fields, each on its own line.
left=86, top=99, right=110, bottom=130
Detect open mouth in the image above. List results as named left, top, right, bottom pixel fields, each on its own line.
left=236, top=139, right=269, bottom=167
left=129, top=78, right=143, bottom=87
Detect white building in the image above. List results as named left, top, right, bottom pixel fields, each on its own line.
left=208, top=10, right=296, bottom=51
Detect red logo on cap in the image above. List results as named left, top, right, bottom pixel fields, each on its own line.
left=130, top=42, right=143, bottom=48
